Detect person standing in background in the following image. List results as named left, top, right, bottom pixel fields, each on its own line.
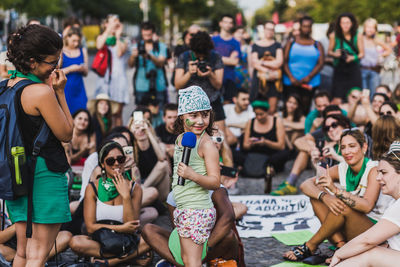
left=95, top=14, right=129, bottom=126
left=212, top=14, right=241, bottom=104
left=283, top=16, right=324, bottom=115
left=60, top=27, right=88, bottom=115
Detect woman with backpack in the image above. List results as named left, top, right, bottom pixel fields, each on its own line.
left=328, top=13, right=364, bottom=105
left=5, top=25, right=73, bottom=266
left=283, top=16, right=325, bottom=115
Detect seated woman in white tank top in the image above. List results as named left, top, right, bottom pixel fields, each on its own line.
left=329, top=141, right=400, bottom=266
left=283, top=129, right=393, bottom=263
left=69, top=141, right=152, bottom=266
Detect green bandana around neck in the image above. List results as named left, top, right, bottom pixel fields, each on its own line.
left=97, top=171, right=132, bottom=202
left=102, top=116, right=110, bottom=132
left=8, top=70, right=43, bottom=83
left=105, top=36, right=117, bottom=46
left=346, top=157, right=369, bottom=192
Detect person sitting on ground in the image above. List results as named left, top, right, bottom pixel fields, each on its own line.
left=329, top=141, right=400, bottom=267
left=140, top=96, right=164, bottom=129
left=271, top=110, right=348, bottom=195
left=340, top=87, right=369, bottom=129
left=65, top=132, right=159, bottom=235
left=242, top=100, right=286, bottom=177
left=128, top=115, right=170, bottom=202
left=305, top=91, right=332, bottom=134
left=362, top=92, right=390, bottom=136
left=371, top=115, right=400, bottom=160
left=143, top=187, right=245, bottom=267
left=87, top=93, right=118, bottom=149
left=67, top=109, right=96, bottom=166
left=379, top=101, right=400, bottom=119
left=375, top=84, right=392, bottom=99
left=280, top=93, right=305, bottom=151
left=155, top=103, right=179, bottom=160
left=223, top=88, right=255, bottom=148
left=283, top=129, right=391, bottom=264
left=69, top=141, right=152, bottom=266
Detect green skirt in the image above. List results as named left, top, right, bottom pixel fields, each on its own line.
left=6, top=156, right=71, bottom=224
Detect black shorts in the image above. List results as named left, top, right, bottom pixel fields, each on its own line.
left=211, top=98, right=226, bottom=122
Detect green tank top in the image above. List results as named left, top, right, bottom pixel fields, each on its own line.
left=333, top=33, right=359, bottom=66
left=171, top=131, right=213, bottom=210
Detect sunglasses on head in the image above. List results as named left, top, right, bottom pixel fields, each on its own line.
left=323, top=122, right=338, bottom=132
left=342, top=127, right=360, bottom=134
left=211, top=136, right=224, bottom=144
left=380, top=111, right=393, bottom=116
left=105, top=155, right=126, bottom=166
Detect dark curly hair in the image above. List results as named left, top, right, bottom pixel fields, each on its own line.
left=7, top=24, right=63, bottom=75
left=190, top=31, right=214, bottom=56
left=335, top=12, right=358, bottom=40
left=173, top=110, right=215, bottom=136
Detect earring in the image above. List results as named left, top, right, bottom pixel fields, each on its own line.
left=101, top=169, right=106, bottom=179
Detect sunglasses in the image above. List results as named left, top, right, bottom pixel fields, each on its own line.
left=211, top=136, right=224, bottom=144
left=380, top=111, right=393, bottom=116
left=105, top=155, right=126, bottom=166
left=323, top=122, right=338, bottom=132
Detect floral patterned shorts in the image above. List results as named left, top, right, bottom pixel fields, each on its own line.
left=173, top=207, right=216, bottom=245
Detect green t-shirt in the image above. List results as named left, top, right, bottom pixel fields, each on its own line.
left=333, top=34, right=359, bottom=66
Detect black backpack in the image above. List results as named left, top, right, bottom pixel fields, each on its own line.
left=0, top=79, right=50, bottom=237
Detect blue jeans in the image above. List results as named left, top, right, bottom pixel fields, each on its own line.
left=361, top=68, right=380, bottom=95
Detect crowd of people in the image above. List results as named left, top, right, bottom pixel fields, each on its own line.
left=2, top=10, right=400, bottom=267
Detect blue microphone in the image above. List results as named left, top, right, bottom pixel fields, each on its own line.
left=178, top=132, right=197, bottom=186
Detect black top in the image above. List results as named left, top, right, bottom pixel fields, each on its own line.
left=16, top=86, right=70, bottom=173
left=249, top=117, right=278, bottom=155
left=176, top=50, right=224, bottom=102
left=251, top=42, right=282, bottom=60
left=138, top=144, right=158, bottom=182
left=155, top=123, right=178, bottom=145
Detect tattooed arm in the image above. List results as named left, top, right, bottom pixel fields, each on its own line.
left=334, top=166, right=381, bottom=213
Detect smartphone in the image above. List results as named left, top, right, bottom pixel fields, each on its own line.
left=315, top=161, right=327, bottom=184
left=123, top=146, right=133, bottom=155
left=133, top=111, right=143, bottom=123
left=250, top=137, right=260, bottom=142
left=362, top=89, right=370, bottom=98
left=221, top=166, right=238, bottom=178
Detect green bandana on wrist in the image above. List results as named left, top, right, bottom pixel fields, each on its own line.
left=97, top=171, right=132, bottom=202
left=8, top=70, right=43, bottom=83
left=105, top=36, right=117, bottom=46
left=346, top=157, right=369, bottom=192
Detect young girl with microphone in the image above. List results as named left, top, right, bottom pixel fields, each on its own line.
left=171, top=86, right=221, bottom=267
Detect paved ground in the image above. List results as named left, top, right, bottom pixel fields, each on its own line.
left=65, top=65, right=326, bottom=266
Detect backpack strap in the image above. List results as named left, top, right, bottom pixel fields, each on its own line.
left=26, top=116, right=51, bottom=238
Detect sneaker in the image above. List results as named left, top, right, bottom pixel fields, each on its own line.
left=270, top=181, right=297, bottom=196
left=155, top=259, right=175, bottom=267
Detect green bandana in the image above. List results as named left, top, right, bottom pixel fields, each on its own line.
left=8, top=70, right=43, bottom=83
left=102, top=116, right=110, bottom=132
left=105, top=36, right=117, bottom=46
left=98, top=171, right=132, bottom=202
left=252, top=100, right=270, bottom=111
left=346, top=157, right=369, bottom=192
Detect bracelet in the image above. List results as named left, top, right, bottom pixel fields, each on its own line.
left=318, top=191, right=327, bottom=201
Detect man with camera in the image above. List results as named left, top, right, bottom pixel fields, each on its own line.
left=129, top=21, right=168, bottom=105
left=175, top=31, right=226, bottom=131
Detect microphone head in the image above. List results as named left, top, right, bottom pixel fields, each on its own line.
left=182, top=132, right=197, bottom=148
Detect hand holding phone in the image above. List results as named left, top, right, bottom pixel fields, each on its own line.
left=362, top=89, right=370, bottom=98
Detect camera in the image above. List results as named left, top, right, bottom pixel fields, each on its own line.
left=138, top=42, right=146, bottom=56
left=339, top=49, right=350, bottom=61
left=197, top=60, right=209, bottom=73
left=146, top=69, right=157, bottom=93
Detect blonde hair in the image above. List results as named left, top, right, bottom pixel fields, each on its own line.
left=363, top=18, right=378, bottom=34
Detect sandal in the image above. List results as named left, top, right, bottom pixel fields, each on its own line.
left=283, top=243, right=312, bottom=262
